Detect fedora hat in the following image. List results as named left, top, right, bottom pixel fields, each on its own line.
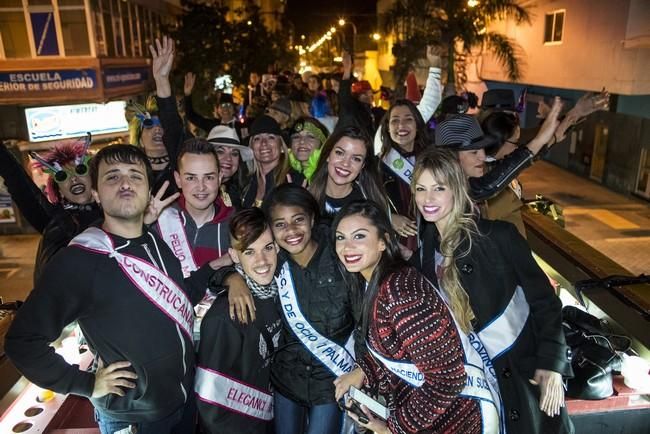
left=435, top=114, right=496, bottom=150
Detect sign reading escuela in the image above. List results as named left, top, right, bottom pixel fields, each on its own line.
left=0, top=69, right=97, bottom=93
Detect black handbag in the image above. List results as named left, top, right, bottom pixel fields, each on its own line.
left=562, top=306, right=631, bottom=400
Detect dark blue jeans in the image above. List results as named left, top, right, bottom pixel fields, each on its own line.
left=274, top=390, right=344, bottom=434
left=94, top=396, right=196, bottom=434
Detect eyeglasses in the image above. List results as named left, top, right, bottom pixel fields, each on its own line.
left=142, top=117, right=161, bottom=129
left=53, top=163, right=89, bottom=183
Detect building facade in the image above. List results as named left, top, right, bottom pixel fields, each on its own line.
left=480, top=0, right=650, bottom=200
left=0, top=0, right=182, bottom=234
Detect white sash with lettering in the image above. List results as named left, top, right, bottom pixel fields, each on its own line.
left=157, top=207, right=197, bottom=278
left=276, top=261, right=355, bottom=377
left=478, top=286, right=530, bottom=360
left=195, top=366, right=273, bottom=421
left=382, top=148, right=415, bottom=185
left=69, top=227, right=194, bottom=341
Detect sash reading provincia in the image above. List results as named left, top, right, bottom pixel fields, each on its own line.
left=157, top=207, right=198, bottom=278
left=382, top=148, right=415, bottom=185
left=195, top=366, right=273, bottom=421
left=69, top=227, right=194, bottom=341
left=275, top=261, right=355, bottom=377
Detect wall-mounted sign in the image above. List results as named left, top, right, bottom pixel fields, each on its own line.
left=104, top=67, right=149, bottom=89
left=0, top=69, right=97, bottom=93
left=25, top=101, right=128, bottom=142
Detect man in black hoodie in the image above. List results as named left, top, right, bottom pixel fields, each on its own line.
left=5, top=144, right=212, bottom=434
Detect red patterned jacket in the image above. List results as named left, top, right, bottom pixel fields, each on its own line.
left=359, top=266, right=482, bottom=433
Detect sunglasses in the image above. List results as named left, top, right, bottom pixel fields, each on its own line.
left=54, top=163, right=89, bottom=183
left=142, top=117, right=161, bottom=128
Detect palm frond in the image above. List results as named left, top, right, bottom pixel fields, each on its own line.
left=480, top=0, right=531, bottom=24
left=485, top=31, right=524, bottom=81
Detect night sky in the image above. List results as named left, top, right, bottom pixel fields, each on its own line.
left=285, top=0, right=379, bottom=41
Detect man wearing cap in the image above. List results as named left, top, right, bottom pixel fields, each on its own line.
left=206, top=125, right=254, bottom=209
left=183, top=72, right=242, bottom=139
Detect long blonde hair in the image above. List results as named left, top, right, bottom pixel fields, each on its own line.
left=412, top=148, right=478, bottom=333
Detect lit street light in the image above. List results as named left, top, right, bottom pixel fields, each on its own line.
left=372, top=33, right=381, bottom=41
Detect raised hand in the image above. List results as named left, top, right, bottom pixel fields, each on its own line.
left=342, top=50, right=353, bottom=79
left=91, top=360, right=137, bottom=398
left=184, top=72, right=196, bottom=96
left=527, top=96, right=562, bottom=154
left=149, top=36, right=175, bottom=81
left=571, top=88, right=610, bottom=119
left=426, top=45, right=442, bottom=68
left=144, top=180, right=180, bottom=225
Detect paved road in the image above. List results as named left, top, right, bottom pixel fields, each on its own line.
left=520, top=161, right=650, bottom=276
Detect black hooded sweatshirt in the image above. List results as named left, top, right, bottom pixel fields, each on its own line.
left=5, top=227, right=212, bottom=422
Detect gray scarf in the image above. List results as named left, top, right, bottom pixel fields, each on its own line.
left=235, top=264, right=278, bottom=300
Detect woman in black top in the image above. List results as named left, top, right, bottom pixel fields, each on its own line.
left=308, top=126, right=387, bottom=223
left=262, top=184, right=357, bottom=434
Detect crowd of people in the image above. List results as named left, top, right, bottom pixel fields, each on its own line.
left=1, top=35, right=611, bottom=434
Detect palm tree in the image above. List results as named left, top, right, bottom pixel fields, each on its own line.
left=382, top=0, right=531, bottom=93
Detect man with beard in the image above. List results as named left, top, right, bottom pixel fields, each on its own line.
left=5, top=144, right=212, bottom=434
left=0, top=135, right=102, bottom=282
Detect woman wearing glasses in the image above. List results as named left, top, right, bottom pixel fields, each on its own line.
left=0, top=135, right=101, bottom=282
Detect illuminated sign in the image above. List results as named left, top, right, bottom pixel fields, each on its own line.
left=25, top=101, right=128, bottom=142
left=104, top=67, right=149, bottom=89
left=0, top=69, right=96, bottom=93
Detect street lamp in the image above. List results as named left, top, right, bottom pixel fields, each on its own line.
left=372, top=33, right=381, bottom=41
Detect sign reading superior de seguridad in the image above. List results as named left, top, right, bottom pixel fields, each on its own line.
left=0, top=69, right=97, bottom=93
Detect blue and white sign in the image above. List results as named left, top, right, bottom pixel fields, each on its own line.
left=25, top=101, right=128, bottom=142
left=0, top=70, right=97, bottom=93
left=104, top=67, right=149, bottom=89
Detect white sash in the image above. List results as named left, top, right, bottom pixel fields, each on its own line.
left=366, top=345, right=424, bottom=387
left=69, top=227, right=194, bottom=341
left=382, top=148, right=415, bottom=185
left=157, top=207, right=197, bottom=278
left=477, top=286, right=530, bottom=360
left=275, top=261, right=355, bottom=377
left=195, top=366, right=273, bottom=421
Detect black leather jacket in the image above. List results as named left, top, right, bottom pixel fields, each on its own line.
left=469, top=146, right=534, bottom=202
left=271, top=228, right=356, bottom=406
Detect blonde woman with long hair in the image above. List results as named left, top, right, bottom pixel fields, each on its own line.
left=411, top=147, right=574, bottom=434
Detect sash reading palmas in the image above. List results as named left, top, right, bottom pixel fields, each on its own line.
left=195, top=366, right=273, bottom=421
left=69, top=227, right=194, bottom=341
left=157, top=207, right=198, bottom=278
left=382, top=148, right=415, bottom=185
left=276, top=261, right=355, bottom=377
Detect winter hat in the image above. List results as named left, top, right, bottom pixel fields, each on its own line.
left=267, top=97, right=292, bottom=117
left=249, top=115, right=283, bottom=138
left=351, top=80, right=373, bottom=94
